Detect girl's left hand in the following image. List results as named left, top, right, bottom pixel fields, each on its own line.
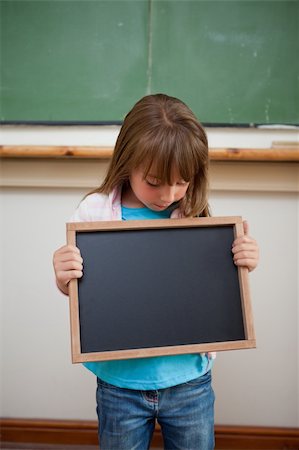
left=232, top=221, right=259, bottom=272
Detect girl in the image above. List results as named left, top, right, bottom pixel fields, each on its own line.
left=53, top=94, right=259, bottom=450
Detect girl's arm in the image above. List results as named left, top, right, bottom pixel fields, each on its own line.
left=53, top=245, right=83, bottom=295
left=232, top=221, right=259, bottom=272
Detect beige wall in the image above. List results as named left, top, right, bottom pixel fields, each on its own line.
left=0, top=126, right=298, bottom=427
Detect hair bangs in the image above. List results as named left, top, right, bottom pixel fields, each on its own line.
left=134, top=126, right=201, bottom=184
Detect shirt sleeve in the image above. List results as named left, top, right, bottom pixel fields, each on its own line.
left=69, top=197, right=92, bottom=223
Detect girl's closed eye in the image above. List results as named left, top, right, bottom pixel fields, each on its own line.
left=145, top=177, right=161, bottom=187
left=146, top=176, right=188, bottom=188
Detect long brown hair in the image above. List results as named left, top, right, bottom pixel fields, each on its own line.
left=94, top=93, right=210, bottom=217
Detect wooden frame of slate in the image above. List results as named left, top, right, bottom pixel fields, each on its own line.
left=67, top=217, right=256, bottom=363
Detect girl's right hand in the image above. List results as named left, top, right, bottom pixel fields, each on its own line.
left=53, top=245, right=83, bottom=295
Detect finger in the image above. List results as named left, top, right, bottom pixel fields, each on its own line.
left=234, top=257, right=258, bottom=270
left=55, top=245, right=81, bottom=257
left=57, top=269, right=83, bottom=285
left=232, top=242, right=258, bottom=254
left=233, top=246, right=259, bottom=267
left=62, top=259, right=83, bottom=269
left=53, top=257, right=83, bottom=283
left=243, top=220, right=249, bottom=235
left=57, top=252, right=83, bottom=264
left=53, top=246, right=82, bottom=264
left=233, top=251, right=258, bottom=263
left=232, top=237, right=256, bottom=251
left=233, top=257, right=258, bottom=272
left=68, top=269, right=83, bottom=280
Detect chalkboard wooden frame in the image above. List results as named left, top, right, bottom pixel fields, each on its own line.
left=67, top=217, right=255, bottom=363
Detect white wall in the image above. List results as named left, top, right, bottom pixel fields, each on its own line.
left=211, top=190, right=298, bottom=426
left=0, top=126, right=298, bottom=427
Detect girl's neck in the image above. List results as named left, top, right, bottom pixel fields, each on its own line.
left=121, top=184, right=145, bottom=209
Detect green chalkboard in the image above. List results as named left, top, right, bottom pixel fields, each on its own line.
left=1, top=0, right=149, bottom=123
left=1, top=0, right=298, bottom=125
left=151, top=1, right=299, bottom=125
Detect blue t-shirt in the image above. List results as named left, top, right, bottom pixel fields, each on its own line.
left=83, top=205, right=212, bottom=389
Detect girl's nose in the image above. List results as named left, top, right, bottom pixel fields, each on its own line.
left=161, top=185, right=176, bottom=203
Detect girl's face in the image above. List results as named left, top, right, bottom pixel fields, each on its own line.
left=125, top=165, right=190, bottom=211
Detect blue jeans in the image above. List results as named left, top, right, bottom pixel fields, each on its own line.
left=96, top=371, right=215, bottom=450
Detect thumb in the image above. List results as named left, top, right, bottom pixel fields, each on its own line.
left=243, top=220, right=249, bottom=235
